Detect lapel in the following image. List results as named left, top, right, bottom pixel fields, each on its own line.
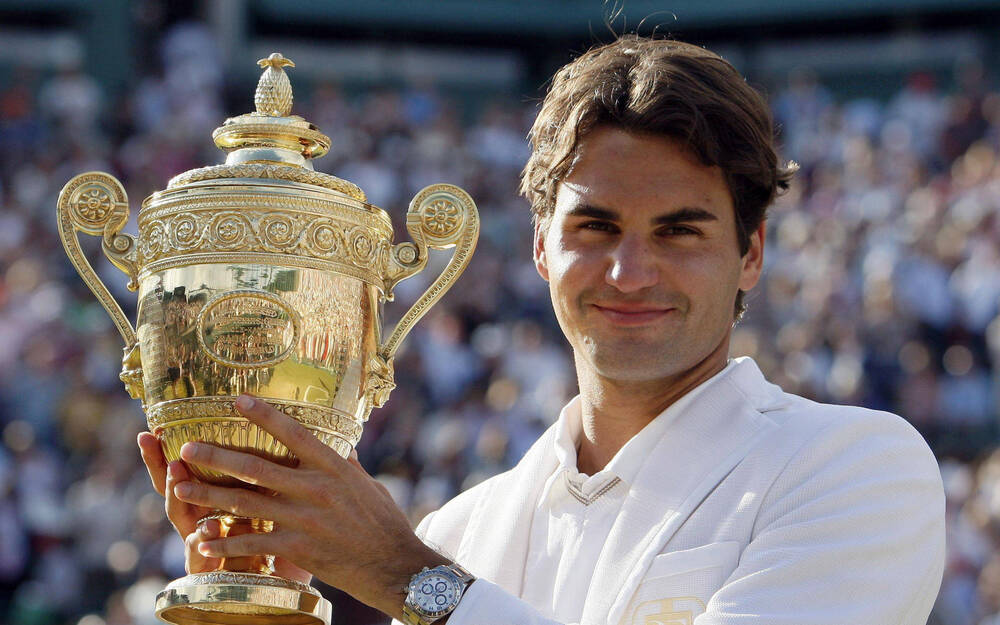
left=583, top=358, right=781, bottom=625
left=455, top=423, right=559, bottom=595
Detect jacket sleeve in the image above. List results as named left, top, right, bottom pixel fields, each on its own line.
left=437, top=579, right=572, bottom=625
left=393, top=581, right=574, bottom=625
left=391, top=502, right=574, bottom=625
left=695, top=410, right=945, bottom=625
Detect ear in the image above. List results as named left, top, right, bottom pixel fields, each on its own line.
left=533, top=220, right=550, bottom=282
left=737, top=221, right=765, bottom=291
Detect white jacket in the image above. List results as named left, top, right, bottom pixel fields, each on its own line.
left=398, top=357, right=945, bottom=625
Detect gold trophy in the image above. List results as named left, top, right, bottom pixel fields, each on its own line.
left=56, top=53, right=479, bottom=625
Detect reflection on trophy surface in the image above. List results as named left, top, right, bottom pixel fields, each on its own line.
left=56, top=52, right=479, bottom=625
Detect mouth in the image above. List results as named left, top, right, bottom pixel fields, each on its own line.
left=591, top=303, right=676, bottom=326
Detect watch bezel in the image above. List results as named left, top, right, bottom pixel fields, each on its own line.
left=406, top=566, right=465, bottom=619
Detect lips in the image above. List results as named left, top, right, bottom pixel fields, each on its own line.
left=591, top=303, right=675, bottom=326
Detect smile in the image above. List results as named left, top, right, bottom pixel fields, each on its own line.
left=591, top=304, right=675, bottom=326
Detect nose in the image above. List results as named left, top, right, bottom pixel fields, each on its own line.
left=606, top=234, right=658, bottom=292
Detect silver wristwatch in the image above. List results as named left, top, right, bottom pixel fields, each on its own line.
left=402, top=563, right=476, bottom=625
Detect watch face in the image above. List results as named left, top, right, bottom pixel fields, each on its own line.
left=408, top=570, right=462, bottom=618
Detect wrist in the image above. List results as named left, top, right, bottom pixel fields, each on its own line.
left=401, top=562, right=475, bottom=625
left=375, top=542, right=451, bottom=620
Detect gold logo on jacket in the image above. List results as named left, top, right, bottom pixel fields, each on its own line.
left=631, top=597, right=706, bottom=625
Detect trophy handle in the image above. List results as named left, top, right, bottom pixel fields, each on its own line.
left=367, top=184, right=479, bottom=408
left=57, top=172, right=143, bottom=399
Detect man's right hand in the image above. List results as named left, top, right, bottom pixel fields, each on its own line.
left=136, top=431, right=311, bottom=583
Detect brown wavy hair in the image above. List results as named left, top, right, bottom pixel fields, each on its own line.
left=520, top=36, right=797, bottom=318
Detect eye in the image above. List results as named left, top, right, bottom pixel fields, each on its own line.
left=579, top=220, right=619, bottom=233
left=657, top=225, right=700, bottom=236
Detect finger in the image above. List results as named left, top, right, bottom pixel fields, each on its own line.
left=138, top=432, right=168, bottom=497
left=274, top=557, right=313, bottom=585
left=185, top=528, right=222, bottom=574
left=180, top=442, right=292, bottom=490
left=198, top=531, right=286, bottom=560
left=173, top=480, right=287, bottom=522
left=165, top=461, right=199, bottom=535
left=201, top=518, right=222, bottom=540
left=235, top=395, right=336, bottom=467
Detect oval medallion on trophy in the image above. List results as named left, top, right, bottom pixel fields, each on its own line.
left=196, top=289, right=300, bottom=369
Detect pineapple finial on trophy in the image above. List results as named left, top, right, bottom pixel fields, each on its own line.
left=255, top=52, right=295, bottom=116
left=208, top=51, right=334, bottom=165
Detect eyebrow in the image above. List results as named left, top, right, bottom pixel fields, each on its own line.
left=566, top=204, right=719, bottom=225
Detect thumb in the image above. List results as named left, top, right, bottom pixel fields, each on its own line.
left=184, top=523, right=222, bottom=574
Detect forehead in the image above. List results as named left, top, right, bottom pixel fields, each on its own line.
left=555, top=126, right=733, bottom=219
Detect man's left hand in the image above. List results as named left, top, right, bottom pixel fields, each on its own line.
left=171, top=394, right=449, bottom=619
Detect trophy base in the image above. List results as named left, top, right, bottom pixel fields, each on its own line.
left=154, top=571, right=332, bottom=625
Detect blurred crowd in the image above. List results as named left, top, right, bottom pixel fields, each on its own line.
left=0, top=22, right=998, bottom=625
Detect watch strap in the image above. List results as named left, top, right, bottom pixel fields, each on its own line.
left=401, top=603, right=428, bottom=625
left=445, top=563, right=475, bottom=586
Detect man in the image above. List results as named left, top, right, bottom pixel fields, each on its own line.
left=139, top=36, right=945, bottom=624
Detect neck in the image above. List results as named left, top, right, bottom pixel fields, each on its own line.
left=573, top=336, right=731, bottom=476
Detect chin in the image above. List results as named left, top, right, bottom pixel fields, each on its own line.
left=587, top=348, right=687, bottom=383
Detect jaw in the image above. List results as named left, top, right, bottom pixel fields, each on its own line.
left=573, top=314, right=734, bottom=389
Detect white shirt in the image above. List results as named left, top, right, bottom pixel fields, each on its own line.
left=504, top=361, right=738, bottom=622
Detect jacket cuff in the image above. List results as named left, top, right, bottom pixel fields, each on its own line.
left=446, top=579, right=566, bottom=625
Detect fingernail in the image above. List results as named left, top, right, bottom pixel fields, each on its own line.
left=167, top=462, right=177, bottom=478
left=199, top=541, right=221, bottom=557
left=236, top=395, right=254, bottom=410
left=174, top=482, right=193, bottom=498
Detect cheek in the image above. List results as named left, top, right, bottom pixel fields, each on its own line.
left=545, top=244, right=598, bottom=287
left=547, top=263, right=581, bottom=314
left=668, top=248, right=742, bottom=304
left=545, top=249, right=599, bottom=321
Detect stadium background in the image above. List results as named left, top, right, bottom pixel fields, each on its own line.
left=1, top=1, right=999, bottom=623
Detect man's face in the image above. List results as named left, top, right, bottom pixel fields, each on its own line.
left=534, top=126, right=764, bottom=384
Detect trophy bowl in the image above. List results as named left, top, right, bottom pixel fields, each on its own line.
left=56, top=53, right=478, bottom=625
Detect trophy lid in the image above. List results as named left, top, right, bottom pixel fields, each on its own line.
left=212, top=53, right=330, bottom=160
left=164, top=52, right=366, bottom=202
